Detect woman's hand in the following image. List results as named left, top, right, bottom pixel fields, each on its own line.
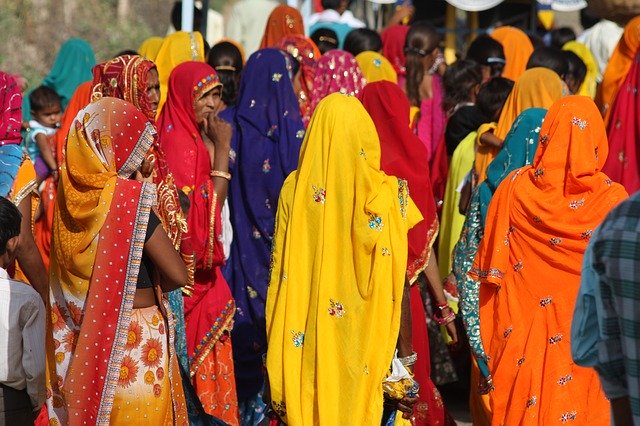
left=384, top=394, right=419, bottom=420
left=444, top=316, right=458, bottom=345
left=204, top=109, right=232, bottom=152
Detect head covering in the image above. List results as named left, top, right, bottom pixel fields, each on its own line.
left=260, top=5, right=305, bottom=49
left=154, top=31, right=206, bottom=116
left=0, top=72, right=24, bottom=197
left=225, top=48, right=305, bottom=400
left=356, top=51, right=398, bottom=84
left=478, top=108, right=546, bottom=224
left=602, top=49, right=640, bottom=194
left=92, top=55, right=157, bottom=121
left=47, top=97, right=157, bottom=425
left=22, top=38, right=96, bottom=120
left=361, top=80, right=436, bottom=282
left=470, top=96, right=626, bottom=425
left=381, top=25, right=410, bottom=77
left=495, top=67, right=564, bottom=139
left=138, top=36, right=164, bottom=61
left=598, top=16, right=640, bottom=124
left=490, top=26, right=534, bottom=81
left=562, top=41, right=599, bottom=98
left=266, top=93, right=421, bottom=425
left=276, top=35, right=321, bottom=126
left=309, top=50, right=366, bottom=117
left=581, top=20, right=623, bottom=83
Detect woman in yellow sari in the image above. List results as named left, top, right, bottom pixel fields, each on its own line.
left=265, top=93, right=421, bottom=424
left=155, top=31, right=205, bottom=115
left=355, top=51, right=398, bottom=84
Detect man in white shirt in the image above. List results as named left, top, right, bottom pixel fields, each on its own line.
left=225, top=0, right=280, bottom=57
left=0, top=196, right=45, bottom=424
left=308, top=0, right=366, bottom=47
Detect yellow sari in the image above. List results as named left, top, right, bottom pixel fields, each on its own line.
left=355, top=51, right=398, bottom=84
left=138, top=36, right=164, bottom=61
left=563, top=41, right=599, bottom=99
left=266, top=93, right=421, bottom=425
left=155, top=31, right=205, bottom=116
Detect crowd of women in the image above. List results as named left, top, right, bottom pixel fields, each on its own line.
left=2, top=2, right=640, bottom=425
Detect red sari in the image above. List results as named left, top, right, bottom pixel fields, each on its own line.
left=362, top=81, right=454, bottom=426
left=158, top=61, right=239, bottom=425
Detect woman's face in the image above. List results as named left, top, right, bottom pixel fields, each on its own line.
left=194, top=86, right=222, bottom=125
left=145, top=68, right=160, bottom=116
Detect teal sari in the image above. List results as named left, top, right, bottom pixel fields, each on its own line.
left=452, top=108, right=547, bottom=378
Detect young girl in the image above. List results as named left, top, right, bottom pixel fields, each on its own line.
left=25, top=86, right=61, bottom=182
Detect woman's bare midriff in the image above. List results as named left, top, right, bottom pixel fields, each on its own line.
left=133, top=287, right=157, bottom=308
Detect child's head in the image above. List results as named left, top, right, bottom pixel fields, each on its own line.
left=29, top=85, right=62, bottom=128
left=563, top=50, right=587, bottom=95
left=549, top=27, right=576, bottom=49
left=443, top=59, right=482, bottom=113
left=0, top=197, right=21, bottom=269
left=526, top=47, right=568, bottom=78
left=344, top=28, right=382, bottom=56
left=310, top=28, right=339, bottom=55
left=477, top=77, right=514, bottom=122
left=207, top=41, right=244, bottom=107
left=465, top=35, right=505, bottom=82
left=404, top=21, right=441, bottom=106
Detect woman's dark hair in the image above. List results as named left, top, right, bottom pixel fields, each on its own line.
left=0, top=196, right=21, bottom=256
left=343, top=28, right=382, bottom=56
left=29, top=85, right=61, bottom=112
left=207, top=41, right=243, bottom=106
left=465, top=35, right=505, bottom=78
left=321, top=0, right=353, bottom=10
left=564, top=50, right=587, bottom=92
left=526, top=47, right=568, bottom=78
left=310, top=28, right=339, bottom=54
left=476, top=77, right=514, bottom=121
left=549, top=27, right=576, bottom=49
left=442, top=59, right=482, bottom=113
left=404, top=21, right=440, bottom=106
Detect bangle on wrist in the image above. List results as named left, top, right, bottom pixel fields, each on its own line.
left=210, top=170, right=231, bottom=181
left=398, top=351, right=418, bottom=367
left=433, top=308, right=455, bottom=326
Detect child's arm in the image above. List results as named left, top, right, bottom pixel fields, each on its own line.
left=34, top=133, right=57, bottom=174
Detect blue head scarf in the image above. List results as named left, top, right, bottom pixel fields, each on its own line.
left=478, top=108, right=547, bottom=224
left=223, top=48, right=305, bottom=400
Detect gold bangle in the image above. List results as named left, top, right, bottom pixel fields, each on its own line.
left=210, top=170, right=231, bottom=181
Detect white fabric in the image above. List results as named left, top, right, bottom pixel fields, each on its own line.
left=225, top=0, right=279, bottom=57
left=307, top=8, right=366, bottom=29
left=444, top=0, right=504, bottom=12
left=0, top=268, right=45, bottom=410
left=578, top=20, right=623, bottom=82
left=221, top=198, right=233, bottom=261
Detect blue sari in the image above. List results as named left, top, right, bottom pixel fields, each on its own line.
left=222, top=48, right=305, bottom=403
left=453, top=108, right=547, bottom=379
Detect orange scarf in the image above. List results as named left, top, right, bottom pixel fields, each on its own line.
left=470, top=96, right=627, bottom=425
left=259, top=5, right=305, bottom=49
left=491, top=26, right=533, bottom=81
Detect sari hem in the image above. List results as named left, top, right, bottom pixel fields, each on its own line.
left=189, top=299, right=236, bottom=377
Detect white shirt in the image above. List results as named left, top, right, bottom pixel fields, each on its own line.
left=0, top=267, right=45, bottom=410
left=307, top=8, right=366, bottom=29
left=225, top=0, right=279, bottom=57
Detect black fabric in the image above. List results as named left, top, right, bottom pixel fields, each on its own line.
left=137, top=210, right=161, bottom=289
left=444, top=105, right=488, bottom=156
left=0, top=383, right=36, bottom=425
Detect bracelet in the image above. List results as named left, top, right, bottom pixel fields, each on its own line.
left=210, top=170, right=231, bottom=180
left=398, top=351, right=418, bottom=367
left=433, top=309, right=455, bottom=326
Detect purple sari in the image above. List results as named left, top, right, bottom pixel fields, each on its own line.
left=222, top=48, right=305, bottom=401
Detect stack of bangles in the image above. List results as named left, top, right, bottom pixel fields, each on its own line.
left=433, top=302, right=455, bottom=326
left=210, top=170, right=231, bottom=181
left=398, top=351, right=418, bottom=367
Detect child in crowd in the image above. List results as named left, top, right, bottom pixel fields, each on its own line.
left=0, top=196, right=46, bottom=424
left=25, top=86, right=62, bottom=182
left=310, top=28, right=338, bottom=54
left=563, top=50, right=587, bottom=94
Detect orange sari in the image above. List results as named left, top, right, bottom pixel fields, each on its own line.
left=597, top=16, right=640, bottom=125
left=490, top=26, right=533, bottom=81
left=259, top=5, right=304, bottom=49
left=475, top=68, right=564, bottom=183
left=470, top=96, right=627, bottom=425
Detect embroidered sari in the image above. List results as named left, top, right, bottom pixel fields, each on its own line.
left=597, top=16, right=640, bottom=124
left=356, top=51, right=398, bottom=84
left=223, top=49, right=304, bottom=408
left=46, top=97, right=187, bottom=425
left=469, top=96, right=626, bottom=425
left=158, top=61, right=239, bottom=425
left=308, top=50, right=366, bottom=118
left=155, top=31, right=205, bottom=116
left=259, top=5, right=305, bottom=49
left=276, top=35, right=320, bottom=127
left=602, top=48, right=640, bottom=194
left=490, top=27, right=533, bottom=81
left=475, top=68, right=563, bottom=183
left=361, top=81, right=453, bottom=426
left=266, top=93, right=421, bottom=425
left=22, top=38, right=95, bottom=121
